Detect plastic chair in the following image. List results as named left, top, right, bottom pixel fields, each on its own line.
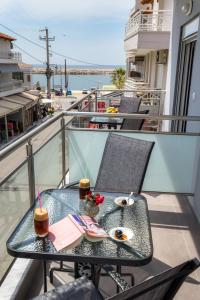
left=7, top=122, right=14, bottom=137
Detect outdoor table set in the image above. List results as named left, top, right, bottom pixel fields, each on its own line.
left=6, top=188, right=153, bottom=292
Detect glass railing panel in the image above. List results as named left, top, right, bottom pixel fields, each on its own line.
left=68, top=129, right=200, bottom=194
left=0, top=161, right=29, bottom=281
left=34, top=131, right=63, bottom=192
left=65, top=127, right=69, bottom=174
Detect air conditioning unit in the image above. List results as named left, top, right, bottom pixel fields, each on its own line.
left=156, top=50, right=168, bottom=64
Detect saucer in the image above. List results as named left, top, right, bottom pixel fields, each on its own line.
left=109, top=227, right=134, bottom=242
left=114, top=196, right=135, bottom=207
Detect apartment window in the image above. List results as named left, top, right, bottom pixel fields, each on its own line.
left=172, top=17, right=199, bottom=132
left=12, top=72, right=24, bottom=81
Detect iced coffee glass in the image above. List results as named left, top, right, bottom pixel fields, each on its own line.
left=79, top=178, right=90, bottom=200
left=34, top=208, right=49, bottom=237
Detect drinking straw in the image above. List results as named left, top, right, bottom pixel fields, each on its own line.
left=37, top=190, right=43, bottom=210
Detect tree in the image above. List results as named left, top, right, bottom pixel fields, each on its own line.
left=111, top=68, right=126, bottom=89
left=36, top=81, right=41, bottom=91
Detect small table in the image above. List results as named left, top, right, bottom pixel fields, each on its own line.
left=90, top=117, right=123, bottom=129
left=6, top=189, right=153, bottom=291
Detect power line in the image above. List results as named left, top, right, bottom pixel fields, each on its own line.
left=14, top=44, right=45, bottom=64
left=0, top=23, right=102, bottom=66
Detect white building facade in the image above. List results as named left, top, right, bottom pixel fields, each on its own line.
left=0, top=33, right=39, bottom=145
left=124, top=0, right=173, bottom=102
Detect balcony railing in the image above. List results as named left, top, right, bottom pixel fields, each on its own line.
left=0, top=51, right=22, bottom=61
left=0, top=80, right=23, bottom=92
left=125, top=10, right=172, bottom=39
left=0, top=90, right=200, bottom=288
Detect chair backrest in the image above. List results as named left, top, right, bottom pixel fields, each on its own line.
left=94, top=133, right=154, bottom=194
left=121, top=110, right=149, bottom=130
left=32, top=276, right=104, bottom=300
left=118, top=96, right=141, bottom=113
left=108, top=258, right=200, bottom=300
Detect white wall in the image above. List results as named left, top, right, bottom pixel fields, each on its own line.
left=158, top=0, right=173, bottom=10
left=0, top=73, right=12, bottom=83
left=0, top=39, right=11, bottom=55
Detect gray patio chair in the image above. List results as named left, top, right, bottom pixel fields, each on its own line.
left=118, top=96, right=141, bottom=113
left=120, top=110, right=149, bottom=130
left=107, top=257, right=200, bottom=298
left=94, top=132, right=154, bottom=290
left=95, top=132, right=154, bottom=194
left=33, top=258, right=199, bottom=300
left=32, top=276, right=103, bottom=300
left=50, top=133, right=154, bottom=284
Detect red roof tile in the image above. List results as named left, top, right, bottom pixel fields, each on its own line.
left=0, top=32, right=16, bottom=41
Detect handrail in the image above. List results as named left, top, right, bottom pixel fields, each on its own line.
left=0, top=92, right=95, bottom=161
left=64, top=111, right=200, bottom=121
left=97, top=89, right=166, bottom=92
left=1, top=106, right=200, bottom=161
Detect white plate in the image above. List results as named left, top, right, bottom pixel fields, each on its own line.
left=109, top=227, right=134, bottom=242
left=114, top=196, right=134, bottom=207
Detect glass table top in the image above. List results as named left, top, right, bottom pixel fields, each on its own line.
left=90, top=117, right=123, bottom=125
left=7, top=189, right=153, bottom=266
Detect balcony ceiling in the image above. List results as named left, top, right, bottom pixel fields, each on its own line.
left=124, top=31, right=170, bottom=52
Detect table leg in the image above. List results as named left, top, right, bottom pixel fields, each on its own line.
left=43, top=260, right=47, bottom=293
left=91, top=264, right=101, bottom=288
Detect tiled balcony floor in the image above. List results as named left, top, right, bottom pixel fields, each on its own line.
left=30, top=193, right=200, bottom=299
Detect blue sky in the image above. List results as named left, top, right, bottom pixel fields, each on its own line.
left=0, top=0, right=132, bottom=66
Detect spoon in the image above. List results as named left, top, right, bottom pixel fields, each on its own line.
left=127, top=192, right=133, bottom=205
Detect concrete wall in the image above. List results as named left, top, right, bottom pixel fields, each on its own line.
left=168, top=0, right=200, bottom=222
left=159, top=0, right=173, bottom=10
left=0, top=39, right=11, bottom=55
left=0, top=73, right=12, bottom=83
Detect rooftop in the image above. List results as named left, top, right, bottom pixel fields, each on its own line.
left=0, top=32, right=16, bottom=41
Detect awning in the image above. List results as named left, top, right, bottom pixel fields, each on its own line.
left=0, top=91, right=39, bottom=117
left=0, top=64, right=20, bottom=73
left=20, top=91, right=40, bottom=101
left=0, top=98, right=22, bottom=117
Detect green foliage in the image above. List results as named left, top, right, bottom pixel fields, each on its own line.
left=111, top=68, right=126, bottom=89
left=36, top=81, right=41, bottom=91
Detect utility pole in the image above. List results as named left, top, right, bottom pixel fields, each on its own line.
left=39, top=27, right=55, bottom=98
left=64, top=59, right=68, bottom=94
left=60, top=65, right=63, bottom=94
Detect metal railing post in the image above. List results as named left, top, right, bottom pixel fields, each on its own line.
left=95, top=90, right=98, bottom=112
left=26, top=140, right=35, bottom=206
left=61, top=117, right=66, bottom=186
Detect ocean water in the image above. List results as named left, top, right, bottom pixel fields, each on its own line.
left=32, top=74, right=112, bottom=91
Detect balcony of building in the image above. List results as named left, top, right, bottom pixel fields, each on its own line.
left=124, top=10, right=172, bottom=52
left=0, top=92, right=199, bottom=299
left=0, top=51, right=22, bottom=64
left=0, top=80, right=24, bottom=97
